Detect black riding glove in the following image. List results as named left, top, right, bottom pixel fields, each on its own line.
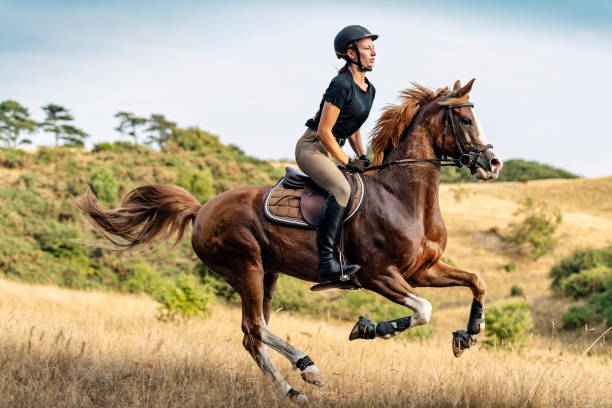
left=346, top=158, right=369, bottom=173
left=359, top=155, right=371, bottom=167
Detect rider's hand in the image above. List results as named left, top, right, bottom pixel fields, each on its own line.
left=359, top=155, right=371, bottom=167
left=346, top=157, right=370, bottom=173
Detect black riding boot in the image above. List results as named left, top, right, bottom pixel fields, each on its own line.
left=317, top=194, right=361, bottom=283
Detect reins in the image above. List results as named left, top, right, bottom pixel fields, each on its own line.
left=361, top=101, right=492, bottom=174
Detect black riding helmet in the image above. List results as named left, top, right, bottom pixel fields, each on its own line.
left=334, top=25, right=378, bottom=72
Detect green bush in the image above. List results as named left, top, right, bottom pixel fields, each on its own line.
left=562, top=305, right=600, bottom=329
left=37, top=221, right=85, bottom=259
left=92, top=142, right=116, bottom=152
left=176, top=166, right=214, bottom=203
left=503, top=198, right=562, bottom=259
left=561, top=266, right=612, bottom=298
left=588, top=289, right=612, bottom=326
left=504, top=263, right=516, bottom=272
left=551, top=246, right=612, bottom=289
left=510, top=285, right=524, bottom=297
left=496, top=159, right=578, bottom=182
left=153, top=274, right=214, bottom=322
left=0, top=148, right=26, bottom=168
left=93, top=141, right=141, bottom=153
left=123, top=262, right=166, bottom=294
left=484, top=301, right=533, bottom=348
left=553, top=247, right=612, bottom=329
left=88, top=167, right=118, bottom=203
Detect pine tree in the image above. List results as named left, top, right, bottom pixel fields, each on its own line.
left=41, top=104, right=89, bottom=146
left=114, top=112, right=147, bottom=145
left=145, top=114, right=177, bottom=150
left=0, top=100, right=38, bottom=148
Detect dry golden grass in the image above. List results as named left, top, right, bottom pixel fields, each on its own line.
left=1, top=278, right=611, bottom=408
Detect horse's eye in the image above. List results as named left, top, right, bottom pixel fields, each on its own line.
left=461, top=117, right=472, bottom=126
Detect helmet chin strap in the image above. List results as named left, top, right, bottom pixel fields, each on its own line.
left=349, top=40, right=372, bottom=72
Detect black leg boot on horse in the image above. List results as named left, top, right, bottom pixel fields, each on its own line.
left=317, top=194, right=360, bottom=284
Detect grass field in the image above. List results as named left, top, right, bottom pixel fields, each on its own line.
left=1, top=279, right=610, bottom=408
left=1, top=177, right=611, bottom=407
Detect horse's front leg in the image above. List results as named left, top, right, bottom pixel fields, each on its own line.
left=413, top=260, right=486, bottom=357
left=349, top=266, right=432, bottom=340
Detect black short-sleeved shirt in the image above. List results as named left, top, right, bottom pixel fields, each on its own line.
left=305, top=69, right=375, bottom=140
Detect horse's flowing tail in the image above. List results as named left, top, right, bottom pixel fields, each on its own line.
left=76, top=184, right=201, bottom=251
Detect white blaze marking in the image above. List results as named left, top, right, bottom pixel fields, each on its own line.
left=404, top=294, right=432, bottom=326
left=472, top=111, right=489, bottom=145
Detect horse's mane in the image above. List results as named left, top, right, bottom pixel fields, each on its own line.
left=370, top=83, right=450, bottom=165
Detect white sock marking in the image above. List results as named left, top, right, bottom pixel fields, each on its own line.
left=404, top=294, right=432, bottom=327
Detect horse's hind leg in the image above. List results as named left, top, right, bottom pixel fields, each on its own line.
left=261, top=271, right=324, bottom=387
left=350, top=266, right=432, bottom=340
left=262, top=271, right=278, bottom=324
left=237, top=265, right=322, bottom=403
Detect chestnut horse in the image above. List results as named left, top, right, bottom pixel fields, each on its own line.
left=77, top=79, right=503, bottom=403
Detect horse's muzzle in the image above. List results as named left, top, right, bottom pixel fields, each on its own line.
left=474, top=149, right=503, bottom=180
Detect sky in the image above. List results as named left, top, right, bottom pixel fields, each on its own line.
left=1, top=0, right=611, bottom=177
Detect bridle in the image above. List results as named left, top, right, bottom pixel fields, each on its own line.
left=363, top=100, right=493, bottom=173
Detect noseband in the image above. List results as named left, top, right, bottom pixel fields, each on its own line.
left=363, top=101, right=493, bottom=173
left=441, top=102, right=493, bottom=174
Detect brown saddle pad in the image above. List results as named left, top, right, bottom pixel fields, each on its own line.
left=264, top=167, right=365, bottom=228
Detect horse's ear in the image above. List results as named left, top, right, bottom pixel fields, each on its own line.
left=455, top=78, right=475, bottom=98
left=453, top=80, right=461, bottom=91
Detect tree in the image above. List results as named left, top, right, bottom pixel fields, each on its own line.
left=0, top=100, right=38, bottom=148
left=58, top=124, right=89, bottom=147
left=145, top=113, right=176, bottom=149
left=41, top=104, right=89, bottom=146
left=114, top=111, right=147, bottom=145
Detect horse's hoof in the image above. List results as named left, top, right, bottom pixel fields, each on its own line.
left=349, top=323, right=361, bottom=340
left=287, top=388, right=308, bottom=403
left=452, top=340, right=465, bottom=358
left=452, top=329, right=476, bottom=358
left=349, top=316, right=376, bottom=340
left=301, top=367, right=324, bottom=387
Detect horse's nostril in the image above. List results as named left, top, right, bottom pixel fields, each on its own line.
left=489, top=157, right=502, bottom=174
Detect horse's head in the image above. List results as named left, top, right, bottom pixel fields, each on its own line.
left=436, top=79, right=503, bottom=180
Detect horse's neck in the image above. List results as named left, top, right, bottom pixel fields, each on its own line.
left=370, top=121, right=441, bottom=218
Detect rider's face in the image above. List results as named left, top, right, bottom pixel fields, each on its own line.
left=348, top=38, right=376, bottom=69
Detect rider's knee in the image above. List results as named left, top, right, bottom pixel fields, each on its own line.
left=335, top=183, right=351, bottom=207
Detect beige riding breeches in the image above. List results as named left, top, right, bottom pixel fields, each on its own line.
left=294, top=128, right=351, bottom=207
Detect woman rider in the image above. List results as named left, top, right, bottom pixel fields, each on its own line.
left=295, top=25, right=377, bottom=284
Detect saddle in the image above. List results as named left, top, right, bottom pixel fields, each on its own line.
left=264, top=167, right=365, bottom=229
